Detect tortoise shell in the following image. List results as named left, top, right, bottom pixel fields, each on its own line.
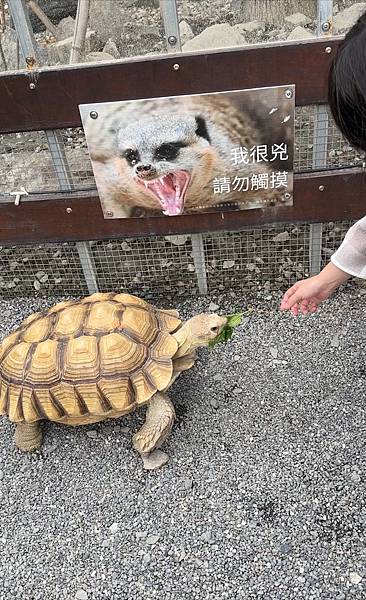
left=0, top=292, right=181, bottom=424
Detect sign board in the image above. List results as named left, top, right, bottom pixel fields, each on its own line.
left=79, top=85, right=294, bottom=219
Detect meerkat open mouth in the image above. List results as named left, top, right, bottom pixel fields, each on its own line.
left=136, top=171, right=191, bottom=216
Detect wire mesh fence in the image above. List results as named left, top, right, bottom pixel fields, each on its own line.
left=0, top=221, right=354, bottom=302
left=0, top=2, right=363, bottom=302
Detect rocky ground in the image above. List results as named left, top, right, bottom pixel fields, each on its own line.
left=1, top=1, right=366, bottom=68
left=0, top=284, right=365, bottom=599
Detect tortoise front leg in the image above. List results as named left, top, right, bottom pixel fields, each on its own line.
left=133, top=392, right=175, bottom=470
left=14, top=421, right=43, bottom=452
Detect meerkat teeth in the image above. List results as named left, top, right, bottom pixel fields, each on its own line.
left=144, top=181, right=149, bottom=188
left=159, top=177, right=165, bottom=185
left=175, top=184, right=181, bottom=204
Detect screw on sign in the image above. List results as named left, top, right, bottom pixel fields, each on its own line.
left=90, top=111, right=98, bottom=120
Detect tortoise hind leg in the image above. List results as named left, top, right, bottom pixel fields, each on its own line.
left=14, top=422, right=43, bottom=452
left=133, top=392, right=175, bottom=470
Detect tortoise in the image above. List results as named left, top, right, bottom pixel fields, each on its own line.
left=0, top=292, right=226, bottom=469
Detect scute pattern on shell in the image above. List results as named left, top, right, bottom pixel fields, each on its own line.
left=0, top=293, right=181, bottom=424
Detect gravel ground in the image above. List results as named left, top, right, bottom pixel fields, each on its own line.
left=0, top=284, right=365, bottom=599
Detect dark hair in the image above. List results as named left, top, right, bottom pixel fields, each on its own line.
left=328, top=11, right=366, bottom=152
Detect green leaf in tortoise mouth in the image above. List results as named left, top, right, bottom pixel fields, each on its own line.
left=208, top=312, right=244, bottom=349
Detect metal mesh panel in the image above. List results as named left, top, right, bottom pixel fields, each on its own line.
left=0, top=242, right=88, bottom=296
left=58, top=128, right=95, bottom=189
left=294, top=106, right=364, bottom=172
left=0, top=222, right=353, bottom=301
left=0, top=128, right=94, bottom=194
left=203, top=225, right=311, bottom=292
left=91, top=236, right=199, bottom=301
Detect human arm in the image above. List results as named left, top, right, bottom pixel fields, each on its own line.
left=280, top=216, right=366, bottom=315
left=280, top=262, right=350, bottom=315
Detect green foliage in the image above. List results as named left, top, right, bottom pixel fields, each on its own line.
left=208, top=312, right=243, bottom=349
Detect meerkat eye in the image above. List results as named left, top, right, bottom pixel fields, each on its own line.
left=122, top=149, right=139, bottom=165
left=154, top=142, right=186, bottom=161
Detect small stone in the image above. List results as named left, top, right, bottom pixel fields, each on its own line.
left=223, top=260, right=235, bottom=270
left=35, top=270, right=48, bottom=282
left=120, top=426, right=130, bottom=434
left=136, top=531, right=148, bottom=540
left=182, top=23, right=245, bottom=52
left=285, top=13, right=312, bottom=27
left=333, top=4, right=366, bottom=34
left=213, top=373, right=223, bottom=382
left=86, top=430, right=98, bottom=439
left=33, top=280, right=41, bottom=291
left=188, top=264, right=195, bottom=272
left=209, top=302, right=220, bottom=312
left=202, top=530, right=214, bottom=544
left=146, top=534, right=160, bottom=546
left=121, top=242, right=131, bottom=251
left=178, top=549, right=187, bottom=562
left=336, top=593, right=346, bottom=600
left=179, top=20, right=194, bottom=45
left=109, top=522, right=119, bottom=534
left=75, top=591, right=88, bottom=600
left=270, top=346, right=278, bottom=359
left=331, top=333, right=340, bottom=348
left=142, top=553, right=151, bottom=566
left=350, top=472, right=361, bottom=483
left=273, top=231, right=290, bottom=243
left=57, top=16, right=76, bottom=40
left=210, top=398, right=220, bottom=410
left=287, top=26, right=315, bottom=41
left=103, top=39, right=120, bottom=59
left=349, top=572, right=362, bottom=585
left=234, top=20, right=265, bottom=35
left=233, top=387, right=243, bottom=395
left=279, top=542, right=293, bottom=554
left=85, top=51, right=116, bottom=63
left=166, top=235, right=189, bottom=246
left=0, top=470, right=4, bottom=480
left=183, top=477, right=193, bottom=491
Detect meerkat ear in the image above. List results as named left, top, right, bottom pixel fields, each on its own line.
left=195, top=116, right=211, bottom=143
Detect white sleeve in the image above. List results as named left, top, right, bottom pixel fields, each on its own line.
left=331, top=216, right=366, bottom=278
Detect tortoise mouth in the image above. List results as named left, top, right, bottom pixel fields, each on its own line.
left=136, top=171, right=191, bottom=216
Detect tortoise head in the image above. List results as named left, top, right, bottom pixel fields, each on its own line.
left=185, top=313, right=227, bottom=349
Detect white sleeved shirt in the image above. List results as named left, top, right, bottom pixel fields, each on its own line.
left=331, top=216, right=366, bottom=278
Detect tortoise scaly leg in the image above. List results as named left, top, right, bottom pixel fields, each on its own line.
left=14, top=422, right=43, bottom=452
left=133, top=392, right=175, bottom=470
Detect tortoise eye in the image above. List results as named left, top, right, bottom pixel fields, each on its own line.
left=211, top=326, right=219, bottom=333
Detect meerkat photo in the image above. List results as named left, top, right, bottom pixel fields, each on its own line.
left=80, top=86, right=294, bottom=219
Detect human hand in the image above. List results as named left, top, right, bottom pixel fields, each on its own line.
left=280, top=262, right=350, bottom=315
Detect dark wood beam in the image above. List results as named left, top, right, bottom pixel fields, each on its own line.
left=0, top=168, right=363, bottom=245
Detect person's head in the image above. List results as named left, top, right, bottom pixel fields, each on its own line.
left=329, top=11, right=366, bottom=152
